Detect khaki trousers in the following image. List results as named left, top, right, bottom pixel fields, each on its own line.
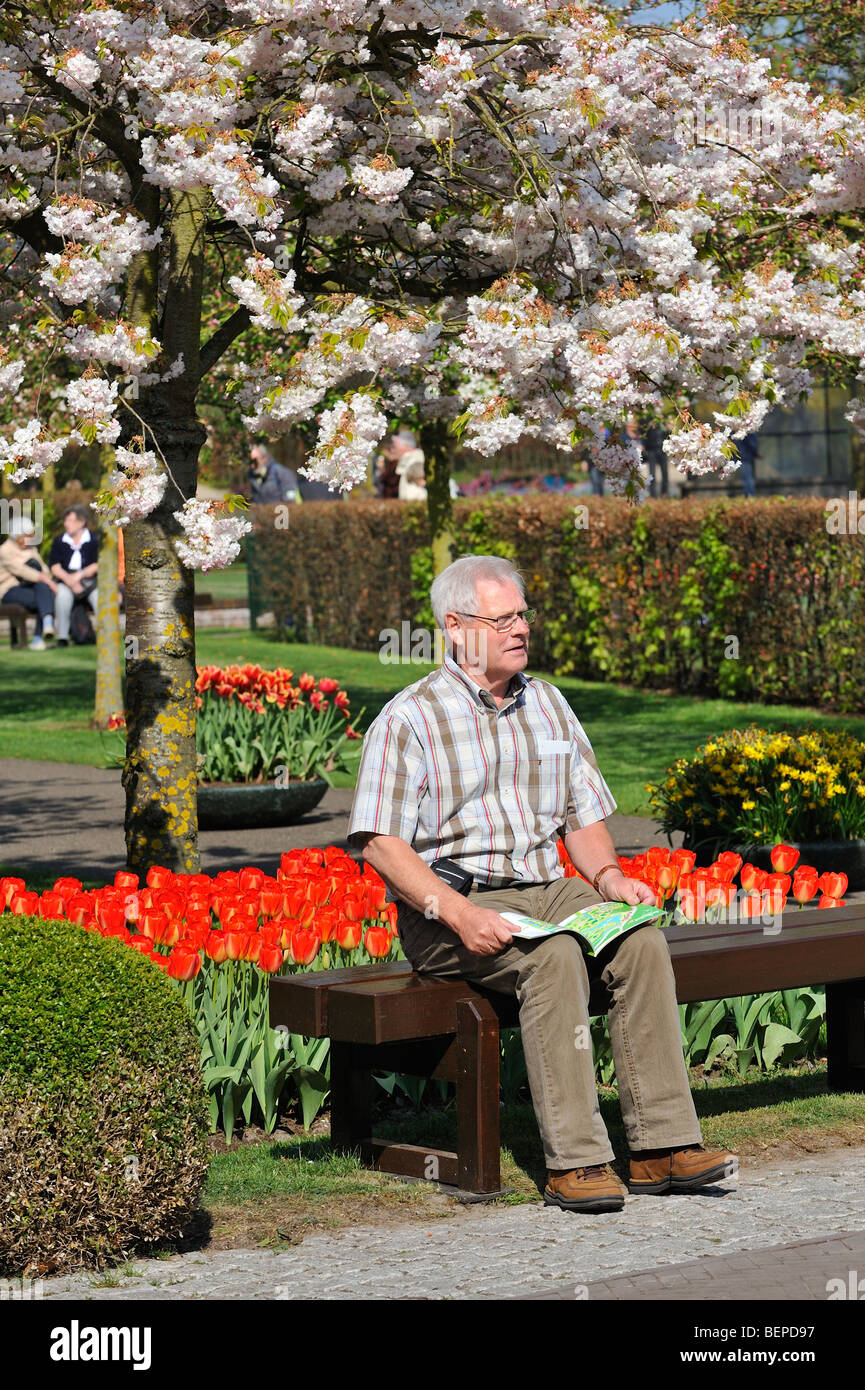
left=397, top=877, right=703, bottom=1170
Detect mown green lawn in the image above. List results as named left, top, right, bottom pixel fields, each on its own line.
left=3, top=627, right=865, bottom=814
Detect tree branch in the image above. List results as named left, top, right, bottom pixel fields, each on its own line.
left=199, top=305, right=252, bottom=376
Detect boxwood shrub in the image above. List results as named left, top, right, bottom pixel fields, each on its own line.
left=0, top=913, right=209, bottom=1276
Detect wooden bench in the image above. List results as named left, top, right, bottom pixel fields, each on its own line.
left=270, top=905, right=865, bottom=1195
left=0, top=602, right=29, bottom=648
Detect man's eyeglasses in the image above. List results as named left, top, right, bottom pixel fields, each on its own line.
left=455, top=609, right=537, bottom=634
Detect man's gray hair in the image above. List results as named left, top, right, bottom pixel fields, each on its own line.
left=430, top=554, right=526, bottom=636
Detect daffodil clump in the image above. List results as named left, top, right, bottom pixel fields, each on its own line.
left=647, top=726, right=865, bottom=852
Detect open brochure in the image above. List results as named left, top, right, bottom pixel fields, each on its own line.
left=502, top=900, right=664, bottom=957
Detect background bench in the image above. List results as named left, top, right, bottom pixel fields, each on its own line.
left=270, top=905, right=865, bottom=1195
left=0, top=602, right=29, bottom=648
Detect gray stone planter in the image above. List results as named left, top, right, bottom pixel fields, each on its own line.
left=197, top=779, right=328, bottom=830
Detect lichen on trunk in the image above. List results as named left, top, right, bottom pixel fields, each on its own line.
left=122, top=418, right=203, bottom=875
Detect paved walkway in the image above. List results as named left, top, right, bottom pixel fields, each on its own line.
left=0, top=757, right=681, bottom=880
left=40, top=1148, right=865, bottom=1300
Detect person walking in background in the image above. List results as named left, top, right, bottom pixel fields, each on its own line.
left=734, top=433, right=759, bottom=497
left=49, top=504, right=99, bottom=647
left=640, top=417, right=669, bottom=497
left=248, top=442, right=299, bottom=502
left=622, top=414, right=650, bottom=503
left=0, top=516, right=58, bottom=649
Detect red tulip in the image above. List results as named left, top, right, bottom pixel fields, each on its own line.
left=656, top=864, right=680, bottom=891
left=288, top=927, right=321, bottom=965
left=364, top=925, right=392, bottom=959
left=336, top=917, right=363, bottom=950
left=670, top=849, right=697, bottom=872
left=0, top=877, right=25, bottom=908
left=114, top=871, right=139, bottom=891
left=770, top=844, right=800, bottom=874
left=706, top=882, right=736, bottom=908
left=238, top=867, right=265, bottom=892
left=146, top=865, right=174, bottom=889
left=38, top=892, right=66, bottom=920
left=819, top=872, right=848, bottom=899
left=140, top=909, right=179, bottom=946
left=52, top=876, right=82, bottom=901
left=716, top=851, right=743, bottom=874
left=128, top=934, right=153, bottom=953
left=257, top=944, right=284, bottom=974
left=341, top=894, right=367, bottom=922
left=764, top=873, right=791, bottom=896
left=363, top=878, right=388, bottom=913
left=66, top=893, right=94, bottom=925
left=205, top=931, right=227, bottom=963
left=96, top=901, right=127, bottom=933
left=260, top=881, right=285, bottom=915
left=792, top=876, right=819, bottom=904
left=315, top=906, right=339, bottom=942
left=318, top=677, right=340, bottom=693
left=223, top=929, right=249, bottom=961
left=818, top=895, right=846, bottom=909
left=677, top=891, right=704, bottom=922
left=167, top=945, right=202, bottom=982
left=243, top=933, right=262, bottom=963
left=9, top=889, right=38, bottom=916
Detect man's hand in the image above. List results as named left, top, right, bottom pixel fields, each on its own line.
left=456, top=905, right=516, bottom=957
left=599, top=868, right=656, bottom=907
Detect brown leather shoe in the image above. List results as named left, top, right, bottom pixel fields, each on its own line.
left=544, top=1164, right=627, bottom=1213
left=628, top=1144, right=737, bottom=1195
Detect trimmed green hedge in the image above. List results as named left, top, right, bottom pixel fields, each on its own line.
left=0, top=914, right=209, bottom=1275
left=247, top=495, right=865, bottom=712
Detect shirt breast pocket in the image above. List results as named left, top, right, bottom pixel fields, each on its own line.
left=534, top=739, right=571, bottom=821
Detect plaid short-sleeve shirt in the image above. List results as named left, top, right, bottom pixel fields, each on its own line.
left=347, top=653, right=616, bottom=885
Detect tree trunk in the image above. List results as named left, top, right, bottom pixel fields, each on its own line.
left=92, top=519, right=123, bottom=728
left=122, top=414, right=205, bottom=876
left=420, top=420, right=456, bottom=576
left=121, top=186, right=209, bottom=877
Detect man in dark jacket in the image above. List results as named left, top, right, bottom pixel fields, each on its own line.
left=248, top=443, right=299, bottom=502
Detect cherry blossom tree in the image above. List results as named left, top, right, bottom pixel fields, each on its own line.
left=2, top=1, right=865, bottom=872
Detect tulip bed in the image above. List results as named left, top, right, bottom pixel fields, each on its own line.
left=195, top=664, right=363, bottom=784
left=0, top=839, right=846, bottom=1148
left=0, top=847, right=400, bottom=1144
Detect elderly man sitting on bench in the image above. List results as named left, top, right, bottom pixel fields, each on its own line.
left=348, top=554, right=735, bottom=1213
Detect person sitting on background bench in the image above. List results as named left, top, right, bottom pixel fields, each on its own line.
left=347, top=553, right=735, bottom=1214
left=0, top=517, right=58, bottom=650
left=49, top=504, right=99, bottom=647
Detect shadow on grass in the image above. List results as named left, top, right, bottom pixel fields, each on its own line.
left=269, top=1067, right=844, bottom=1199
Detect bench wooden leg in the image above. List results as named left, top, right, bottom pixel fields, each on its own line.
left=456, top=996, right=501, bottom=1194
left=826, top=979, right=865, bottom=1092
left=329, top=1041, right=372, bottom=1153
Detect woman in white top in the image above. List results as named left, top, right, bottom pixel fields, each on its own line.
left=396, top=447, right=427, bottom=500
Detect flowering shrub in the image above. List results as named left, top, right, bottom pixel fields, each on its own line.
left=647, top=727, right=865, bottom=855
left=0, top=847, right=398, bottom=1142
left=195, top=664, right=363, bottom=784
